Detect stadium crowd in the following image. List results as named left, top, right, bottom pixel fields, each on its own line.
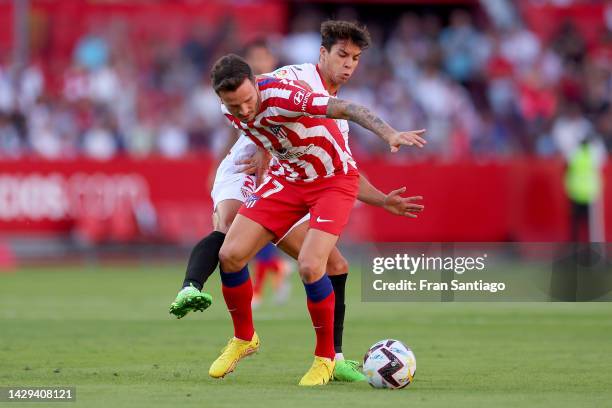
left=0, top=6, right=610, bottom=161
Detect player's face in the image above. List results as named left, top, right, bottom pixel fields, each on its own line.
left=218, top=79, right=260, bottom=123
left=320, top=39, right=362, bottom=86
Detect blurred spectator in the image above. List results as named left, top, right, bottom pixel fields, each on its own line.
left=74, top=31, right=109, bottom=71
left=281, top=13, right=322, bottom=64
left=552, top=21, right=586, bottom=65
left=0, top=112, right=24, bottom=157
left=596, top=104, right=612, bottom=152
left=244, top=39, right=278, bottom=75
left=385, top=13, right=430, bottom=86
left=499, top=25, right=541, bottom=74
left=439, top=10, right=490, bottom=83
left=553, top=101, right=593, bottom=159
left=562, top=126, right=607, bottom=242
left=81, top=108, right=122, bottom=160
left=157, top=110, right=189, bottom=158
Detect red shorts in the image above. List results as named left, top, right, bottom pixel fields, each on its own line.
left=238, top=173, right=359, bottom=240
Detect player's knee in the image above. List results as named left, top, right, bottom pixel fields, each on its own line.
left=327, top=254, right=349, bottom=276
left=298, top=257, right=324, bottom=283
left=218, top=245, right=246, bottom=272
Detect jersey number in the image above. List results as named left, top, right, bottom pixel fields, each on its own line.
left=255, top=177, right=284, bottom=198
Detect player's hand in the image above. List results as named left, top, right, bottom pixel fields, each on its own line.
left=236, top=148, right=271, bottom=186
left=388, top=129, right=426, bottom=152
left=383, top=187, right=424, bottom=218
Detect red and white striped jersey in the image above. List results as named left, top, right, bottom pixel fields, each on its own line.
left=221, top=77, right=357, bottom=183
left=269, top=63, right=350, bottom=143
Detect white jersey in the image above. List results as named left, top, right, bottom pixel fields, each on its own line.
left=215, top=134, right=257, bottom=179
left=216, top=63, right=353, bottom=180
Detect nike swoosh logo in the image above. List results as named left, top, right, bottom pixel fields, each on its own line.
left=228, top=308, right=237, bottom=312
left=313, top=326, right=323, bottom=329
left=316, top=216, right=333, bottom=223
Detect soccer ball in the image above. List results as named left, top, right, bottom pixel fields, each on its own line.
left=363, top=339, right=416, bottom=389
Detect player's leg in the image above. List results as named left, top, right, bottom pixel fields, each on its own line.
left=297, top=173, right=359, bottom=386
left=182, top=199, right=242, bottom=288
left=279, top=223, right=348, bottom=353
left=211, top=174, right=306, bottom=379
left=169, top=199, right=243, bottom=319
left=170, top=172, right=255, bottom=319
left=209, top=214, right=273, bottom=378
left=278, top=221, right=365, bottom=381
left=218, top=214, right=273, bottom=341
left=296, top=228, right=339, bottom=385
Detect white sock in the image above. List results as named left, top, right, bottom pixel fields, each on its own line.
left=335, top=352, right=344, bottom=361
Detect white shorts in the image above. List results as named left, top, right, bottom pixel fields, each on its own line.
left=211, top=172, right=257, bottom=210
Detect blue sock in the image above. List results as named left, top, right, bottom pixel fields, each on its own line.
left=220, top=266, right=250, bottom=288
left=303, top=274, right=333, bottom=302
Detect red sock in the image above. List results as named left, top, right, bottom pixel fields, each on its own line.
left=222, top=278, right=255, bottom=341
left=306, top=291, right=335, bottom=360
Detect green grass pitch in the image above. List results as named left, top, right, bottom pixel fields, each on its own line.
left=1, top=263, right=611, bottom=408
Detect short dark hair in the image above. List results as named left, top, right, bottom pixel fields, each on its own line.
left=320, top=20, right=371, bottom=51
left=210, top=54, right=254, bottom=94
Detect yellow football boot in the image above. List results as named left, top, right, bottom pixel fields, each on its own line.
left=209, top=332, right=260, bottom=378
left=298, top=356, right=335, bottom=386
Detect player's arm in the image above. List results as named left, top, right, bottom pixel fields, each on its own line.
left=275, top=83, right=424, bottom=154
left=326, top=98, right=426, bottom=152
left=358, top=174, right=424, bottom=218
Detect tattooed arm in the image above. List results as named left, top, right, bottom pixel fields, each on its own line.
left=326, top=98, right=426, bottom=152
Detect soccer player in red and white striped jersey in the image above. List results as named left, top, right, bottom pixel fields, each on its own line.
left=208, top=54, right=426, bottom=386
left=221, top=77, right=357, bottom=183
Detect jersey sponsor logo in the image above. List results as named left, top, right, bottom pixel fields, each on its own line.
left=300, top=92, right=311, bottom=112
left=294, top=90, right=305, bottom=105
left=274, top=143, right=315, bottom=160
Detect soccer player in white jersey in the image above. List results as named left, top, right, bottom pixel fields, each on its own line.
left=169, top=22, right=425, bottom=383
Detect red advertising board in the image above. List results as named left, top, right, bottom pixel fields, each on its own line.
left=0, top=156, right=609, bottom=242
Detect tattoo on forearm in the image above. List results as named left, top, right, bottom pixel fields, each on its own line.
left=327, top=98, right=394, bottom=139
